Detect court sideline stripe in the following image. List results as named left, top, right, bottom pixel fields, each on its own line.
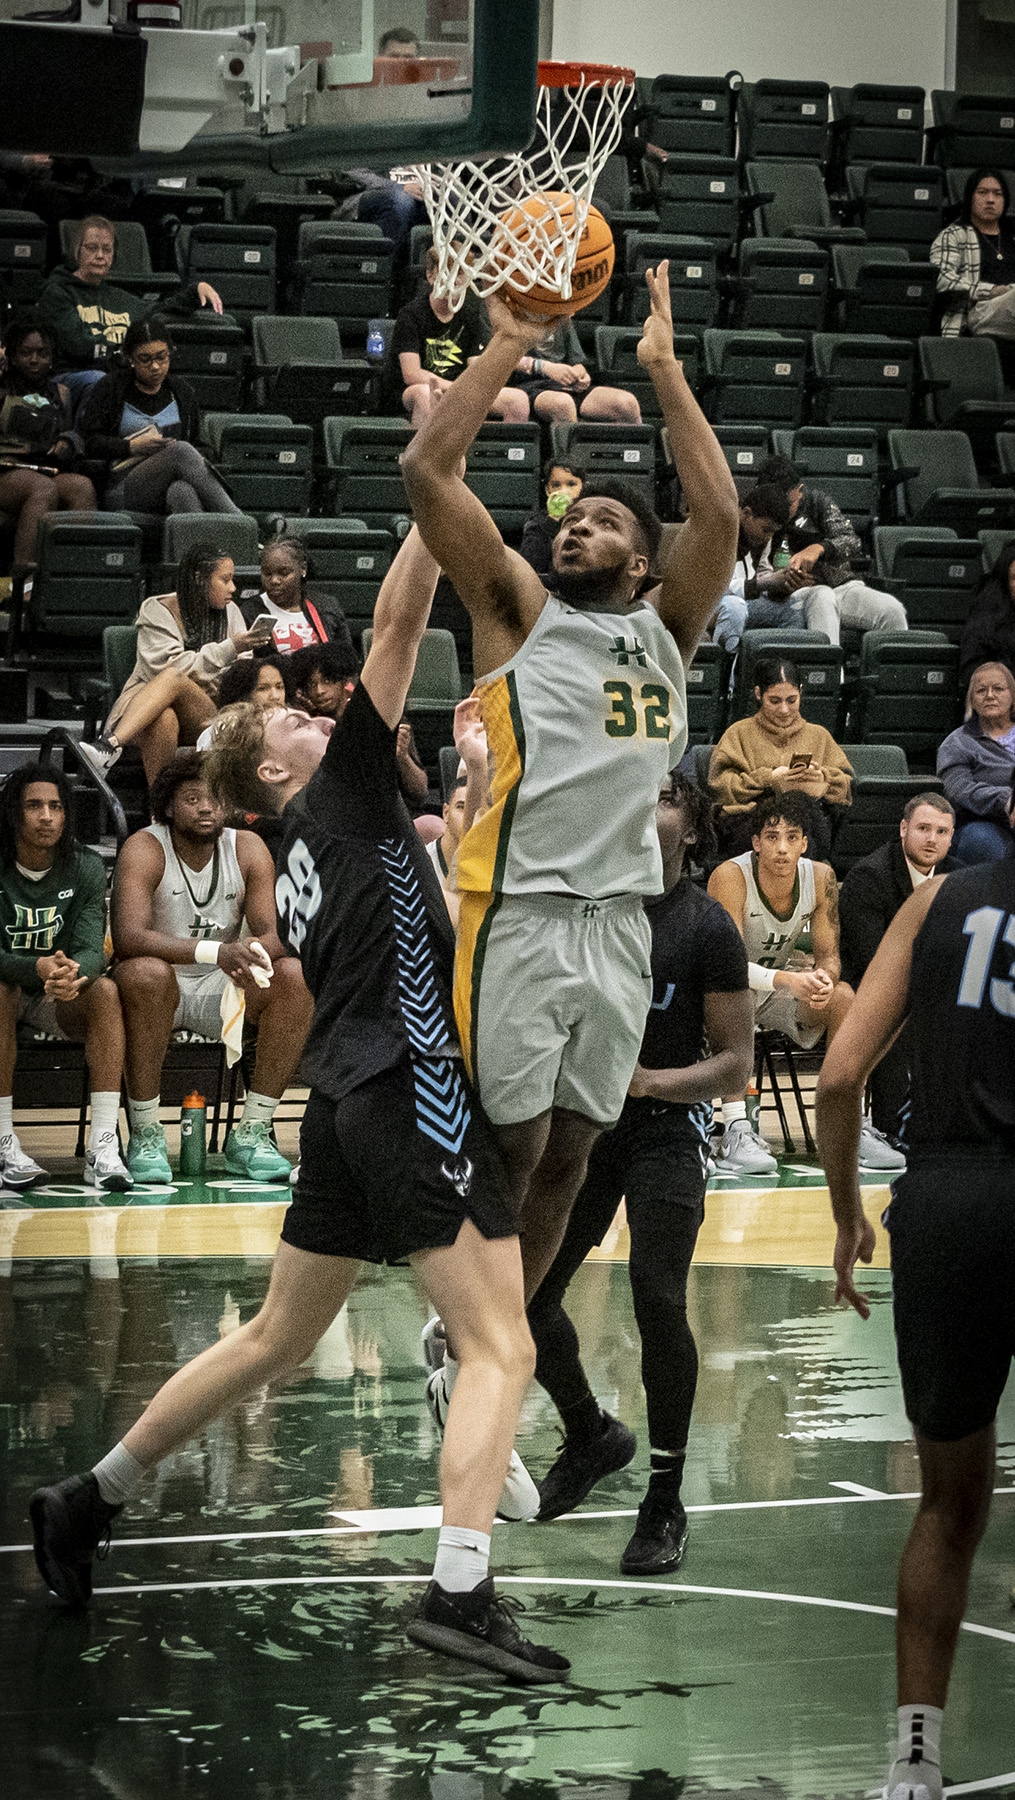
left=4, top=1486, right=1014, bottom=1557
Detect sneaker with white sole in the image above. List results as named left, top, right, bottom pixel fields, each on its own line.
left=714, top=1116, right=778, bottom=1177
left=885, top=1758, right=943, bottom=1800
left=859, top=1122, right=906, bottom=1172
left=126, top=1123, right=172, bottom=1186
left=425, top=1365, right=540, bottom=1522
left=0, top=1133, right=46, bottom=1191
left=84, top=1134, right=134, bottom=1194
left=78, top=736, right=122, bottom=782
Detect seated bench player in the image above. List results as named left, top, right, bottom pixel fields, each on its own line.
left=707, top=787, right=905, bottom=1176
left=0, top=763, right=132, bottom=1192
left=111, top=753, right=312, bottom=1185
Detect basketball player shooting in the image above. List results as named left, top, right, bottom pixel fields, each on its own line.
left=401, top=263, right=739, bottom=1301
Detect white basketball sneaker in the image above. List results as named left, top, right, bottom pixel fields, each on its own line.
left=425, top=1362, right=540, bottom=1522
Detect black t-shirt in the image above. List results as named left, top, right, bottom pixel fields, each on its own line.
left=975, top=225, right=1015, bottom=288
left=390, top=290, right=486, bottom=379
left=621, top=876, right=749, bottom=1135
left=275, top=680, right=459, bottom=1104
left=902, top=854, right=1015, bottom=1156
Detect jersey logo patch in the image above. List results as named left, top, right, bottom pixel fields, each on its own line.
left=440, top=1155, right=474, bottom=1198
left=609, top=634, right=647, bottom=667
left=7, top=903, right=63, bottom=952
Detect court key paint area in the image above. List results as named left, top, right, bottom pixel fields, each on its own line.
left=2, top=1182, right=1014, bottom=1798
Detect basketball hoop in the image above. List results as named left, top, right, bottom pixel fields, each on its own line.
left=392, top=59, right=635, bottom=313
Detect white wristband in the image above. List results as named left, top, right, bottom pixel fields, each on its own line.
left=194, top=939, right=221, bottom=966
left=748, top=962, right=777, bottom=995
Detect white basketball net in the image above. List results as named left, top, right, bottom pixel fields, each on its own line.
left=391, top=69, right=633, bottom=313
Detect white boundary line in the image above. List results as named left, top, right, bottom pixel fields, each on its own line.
left=4, top=1486, right=1014, bottom=1557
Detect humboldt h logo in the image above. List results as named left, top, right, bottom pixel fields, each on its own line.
left=609, top=634, right=647, bottom=667
left=8, top=903, right=63, bottom=952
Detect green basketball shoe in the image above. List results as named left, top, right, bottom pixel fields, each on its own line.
left=126, top=1123, right=172, bottom=1185
left=224, top=1122, right=292, bottom=1183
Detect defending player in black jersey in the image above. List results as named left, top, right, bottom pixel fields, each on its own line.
left=29, top=527, right=569, bottom=1688
left=816, top=772, right=1015, bottom=1800
left=528, top=772, right=754, bottom=1570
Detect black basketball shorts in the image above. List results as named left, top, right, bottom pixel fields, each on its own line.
left=282, top=1057, right=518, bottom=1266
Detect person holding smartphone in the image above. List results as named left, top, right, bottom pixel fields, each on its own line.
left=82, top=542, right=271, bottom=787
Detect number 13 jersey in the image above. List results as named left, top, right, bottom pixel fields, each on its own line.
left=456, top=595, right=687, bottom=901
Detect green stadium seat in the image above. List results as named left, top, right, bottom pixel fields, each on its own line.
left=0, top=209, right=47, bottom=306
left=917, top=336, right=1015, bottom=470
left=872, top=525, right=982, bottom=641
left=738, top=80, right=830, bottom=162
left=887, top=428, right=1015, bottom=533
left=177, top=223, right=277, bottom=319
left=843, top=163, right=943, bottom=255
left=645, top=74, right=738, bottom=158
left=702, top=330, right=807, bottom=428
left=831, top=741, right=945, bottom=874
left=593, top=327, right=701, bottom=418
left=979, top=525, right=1015, bottom=569
left=13, top=514, right=142, bottom=665
left=713, top=425, right=772, bottom=493
left=233, top=184, right=334, bottom=276
left=592, top=154, right=651, bottom=244
left=830, top=245, right=936, bottom=337
left=770, top=426, right=879, bottom=541
left=846, top=630, right=961, bottom=766
left=744, top=158, right=866, bottom=248
left=685, top=643, right=727, bottom=745
left=929, top=91, right=1015, bottom=170
left=734, top=238, right=829, bottom=332
left=730, top=630, right=843, bottom=734
left=166, top=313, right=246, bottom=411
left=829, top=84, right=926, bottom=170
left=811, top=334, right=915, bottom=431
left=548, top=422, right=658, bottom=508
left=623, top=233, right=719, bottom=328
left=295, top=219, right=395, bottom=337
left=251, top=314, right=372, bottom=426
left=465, top=421, right=541, bottom=532
left=160, top=512, right=261, bottom=595
left=203, top=412, right=312, bottom=518
left=323, top=416, right=413, bottom=529
left=647, top=155, right=739, bottom=246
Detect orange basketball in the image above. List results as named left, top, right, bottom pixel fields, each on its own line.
left=498, top=192, right=614, bottom=318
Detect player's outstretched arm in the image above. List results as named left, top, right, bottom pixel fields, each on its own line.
left=400, top=297, right=548, bottom=672
left=638, top=262, right=740, bottom=662
left=816, top=879, right=940, bottom=1316
left=361, top=525, right=441, bottom=729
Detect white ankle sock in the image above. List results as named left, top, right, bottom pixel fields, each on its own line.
left=0, top=1096, right=14, bottom=1142
left=92, top=1441, right=147, bottom=1506
left=240, top=1091, right=279, bottom=1130
left=128, top=1097, right=160, bottom=1133
left=432, top=1525, right=491, bottom=1593
left=724, top=1100, right=747, bottom=1124
left=88, top=1092, right=121, bottom=1152
left=442, top=1351, right=459, bottom=1398
left=887, top=1705, right=944, bottom=1799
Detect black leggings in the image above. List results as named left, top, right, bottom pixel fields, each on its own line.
left=527, top=1111, right=705, bottom=1452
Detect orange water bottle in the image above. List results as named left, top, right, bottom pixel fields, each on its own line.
left=179, top=1091, right=206, bottom=1176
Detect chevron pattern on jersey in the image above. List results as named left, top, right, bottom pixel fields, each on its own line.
left=379, top=837, right=471, bottom=1154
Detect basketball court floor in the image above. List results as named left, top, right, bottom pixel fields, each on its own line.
left=2, top=1109, right=1013, bottom=1800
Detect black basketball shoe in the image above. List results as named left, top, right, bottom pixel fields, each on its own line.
left=536, top=1411, right=636, bottom=1521
left=29, top=1472, right=122, bottom=1607
left=620, top=1491, right=689, bottom=1576
left=407, top=1578, right=570, bottom=1684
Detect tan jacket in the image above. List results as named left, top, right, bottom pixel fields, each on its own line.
left=106, top=593, right=245, bottom=733
left=709, top=713, right=853, bottom=814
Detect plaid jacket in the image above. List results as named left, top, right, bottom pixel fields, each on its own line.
left=929, top=223, right=996, bottom=336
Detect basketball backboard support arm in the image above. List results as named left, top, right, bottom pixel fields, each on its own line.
left=0, top=0, right=540, bottom=176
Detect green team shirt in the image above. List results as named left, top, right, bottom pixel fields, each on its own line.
left=0, top=847, right=107, bottom=993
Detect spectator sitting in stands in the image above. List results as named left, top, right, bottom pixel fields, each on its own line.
left=195, top=655, right=294, bottom=751
left=0, top=313, right=96, bottom=572
left=289, top=641, right=359, bottom=721
left=513, top=317, right=642, bottom=427
left=84, top=542, right=271, bottom=787
left=0, top=763, right=132, bottom=1193
left=519, top=455, right=585, bottom=578
left=37, top=215, right=222, bottom=410
left=959, top=538, right=1015, bottom=687
left=112, top=752, right=312, bottom=1186
left=750, top=455, right=908, bottom=645
left=708, top=483, right=792, bottom=654
left=392, top=248, right=529, bottom=428
left=347, top=28, right=430, bottom=258
left=706, top=788, right=904, bottom=1176
left=930, top=166, right=1015, bottom=342
left=239, top=535, right=357, bottom=661
left=936, top=661, right=1015, bottom=864
left=839, top=792, right=955, bottom=1143
left=708, top=653, right=853, bottom=862
left=79, top=318, right=240, bottom=519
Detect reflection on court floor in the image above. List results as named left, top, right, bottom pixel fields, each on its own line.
left=2, top=1235, right=1014, bottom=1799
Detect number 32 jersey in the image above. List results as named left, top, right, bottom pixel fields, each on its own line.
left=903, top=855, right=1015, bottom=1154
left=456, top=594, right=687, bottom=901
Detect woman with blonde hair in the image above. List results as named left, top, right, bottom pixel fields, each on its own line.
left=936, top=661, right=1015, bottom=863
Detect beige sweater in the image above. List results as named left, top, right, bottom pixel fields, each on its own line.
left=106, top=593, right=245, bottom=733
left=709, top=712, right=853, bottom=814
